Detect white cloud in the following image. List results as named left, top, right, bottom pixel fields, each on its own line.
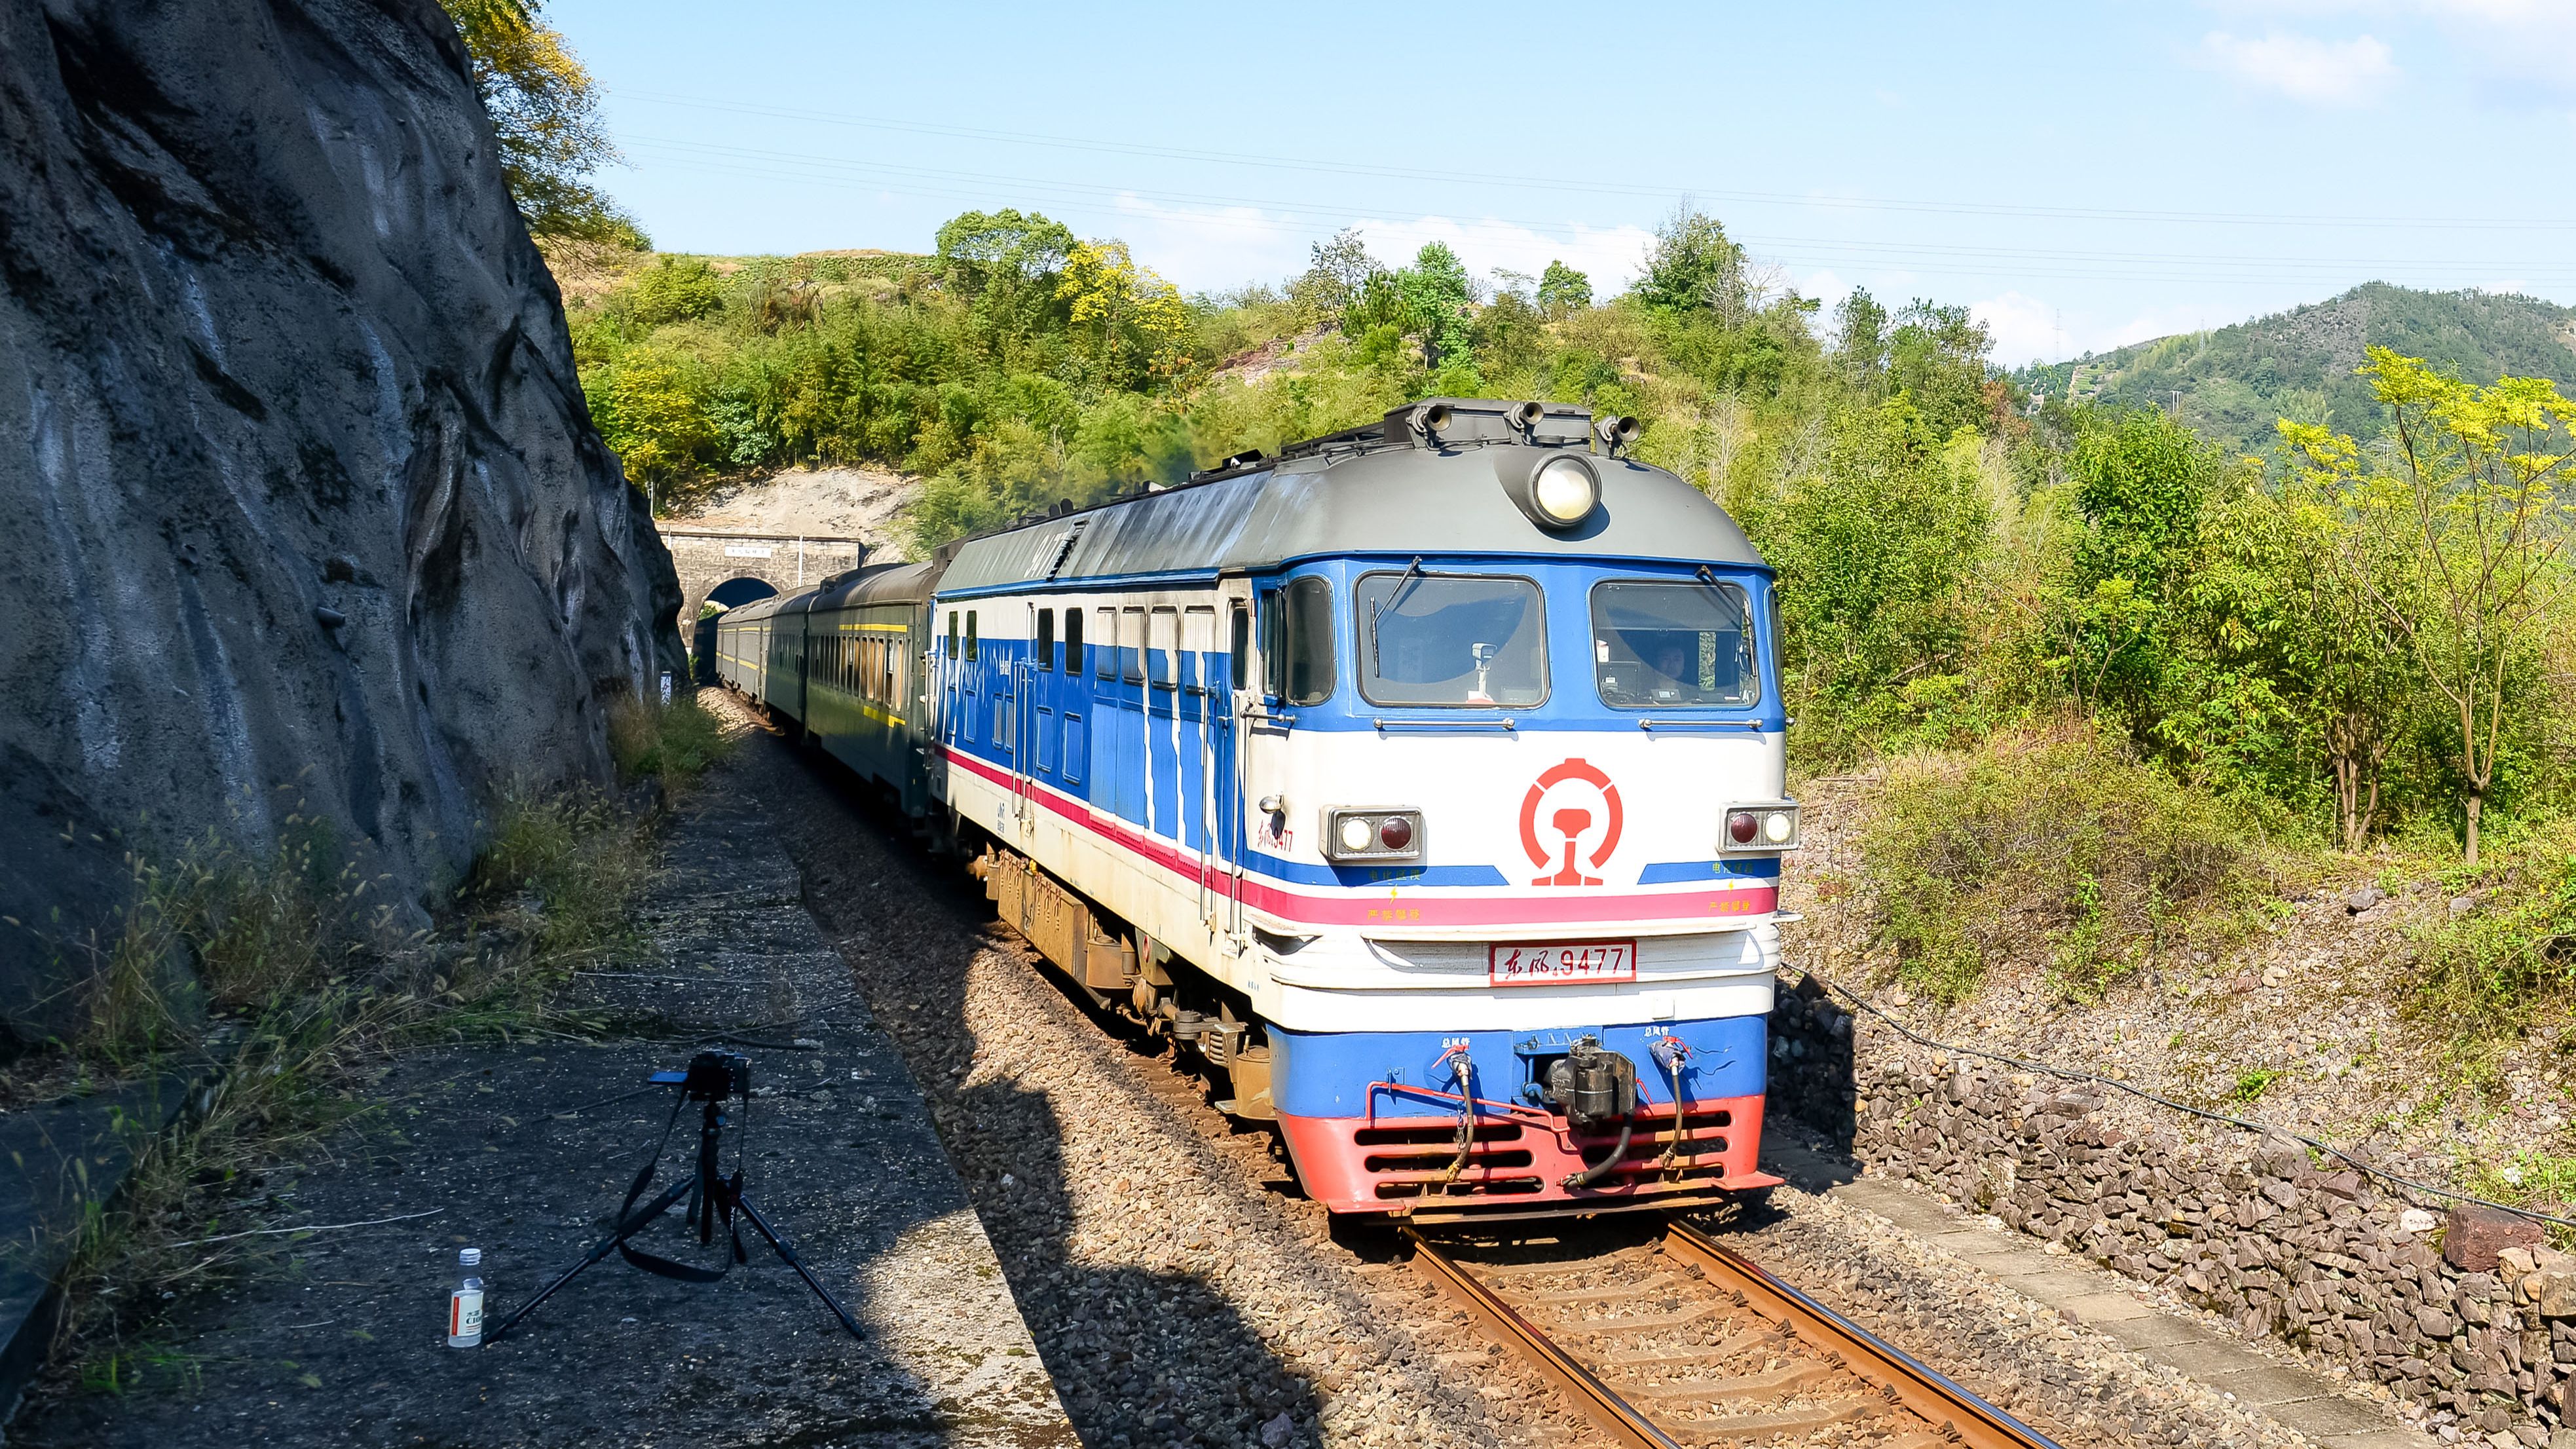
left=2199, top=29, right=2399, bottom=104
left=1970, top=292, right=2063, bottom=367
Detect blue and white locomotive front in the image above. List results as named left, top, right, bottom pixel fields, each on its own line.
left=928, top=400, right=1794, bottom=1220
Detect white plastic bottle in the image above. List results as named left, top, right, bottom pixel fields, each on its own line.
left=447, top=1248, right=484, bottom=1349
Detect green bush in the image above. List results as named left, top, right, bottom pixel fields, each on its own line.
left=1859, top=726, right=2277, bottom=1000
left=2408, top=820, right=2576, bottom=1037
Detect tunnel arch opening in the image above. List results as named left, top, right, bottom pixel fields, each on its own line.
left=706, top=575, right=780, bottom=610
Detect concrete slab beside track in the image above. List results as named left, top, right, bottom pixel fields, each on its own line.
left=9, top=747, right=1074, bottom=1448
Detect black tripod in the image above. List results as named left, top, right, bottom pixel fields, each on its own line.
left=485, top=1051, right=865, bottom=1342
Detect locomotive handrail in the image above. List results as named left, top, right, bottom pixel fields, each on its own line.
left=1370, top=717, right=1517, bottom=732
left=1634, top=718, right=1763, bottom=732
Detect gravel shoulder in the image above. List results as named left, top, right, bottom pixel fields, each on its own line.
left=10, top=730, right=1070, bottom=1448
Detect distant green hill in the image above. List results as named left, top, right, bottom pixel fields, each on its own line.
left=2016, top=282, right=2576, bottom=454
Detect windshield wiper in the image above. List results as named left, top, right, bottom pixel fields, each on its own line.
left=1370, top=555, right=1423, bottom=679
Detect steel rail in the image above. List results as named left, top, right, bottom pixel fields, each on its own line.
left=1660, top=1220, right=2062, bottom=1449
left=1404, top=1219, right=2061, bottom=1449
left=1399, top=1226, right=1685, bottom=1449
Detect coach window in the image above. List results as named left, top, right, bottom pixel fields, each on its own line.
left=1229, top=602, right=1250, bottom=690
left=1356, top=572, right=1546, bottom=707
left=1036, top=609, right=1055, bottom=671
left=1064, top=607, right=1085, bottom=675
left=965, top=610, right=978, bottom=662
left=1590, top=578, right=1759, bottom=708
left=1148, top=607, right=1178, bottom=688
left=1092, top=607, right=1115, bottom=678
left=1120, top=607, right=1146, bottom=684
left=1282, top=576, right=1335, bottom=707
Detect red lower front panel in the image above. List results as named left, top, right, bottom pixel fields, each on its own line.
left=1279, top=1093, right=1778, bottom=1216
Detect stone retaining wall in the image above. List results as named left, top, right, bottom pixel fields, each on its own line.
left=1768, top=977, right=2573, bottom=1448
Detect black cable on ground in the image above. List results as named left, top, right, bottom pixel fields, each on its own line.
left=1806, top=971, right=2576, bottom=1233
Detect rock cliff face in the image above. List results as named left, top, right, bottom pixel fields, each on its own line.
left=0, top=0, right=684, bottom=1032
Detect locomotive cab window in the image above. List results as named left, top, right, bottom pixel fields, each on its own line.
left=1229, top=603, right=1250, bottom=690
left=1063, top=607, right=1083, bottom=675
left=964, top=611, right=978, bottom=662
left=1590, top=579, right=1759, bottom=708
left=1037, top=609, right=1055, bottom=671
left=1280, top=576, right=1335, bottom=707
left=1356, top=572, right=1546, bottom=708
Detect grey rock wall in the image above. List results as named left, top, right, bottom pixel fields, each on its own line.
left=0, top=0, right=684, bottom=1033
left=1770, top=983, right=2575, bottom=1446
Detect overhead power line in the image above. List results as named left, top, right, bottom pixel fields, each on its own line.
left=613, top=89, right=2576, bottom=235
left=616, top=136, right=2576, bottom=290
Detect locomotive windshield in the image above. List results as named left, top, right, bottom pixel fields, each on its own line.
left=1591, top=579, right=1759, bottom=707
left=1355, top=572, right=1546, bottom=707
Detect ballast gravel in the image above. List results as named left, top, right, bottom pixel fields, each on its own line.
left=724, top=694, right=2348, bottom=1448
left=727, top=705, right=1581, bottom=1449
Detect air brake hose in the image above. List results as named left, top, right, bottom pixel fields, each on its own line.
left=1434, top=1046, right=1475, bottom=1192
left=1561, top=1116, right=1633, bottom=1191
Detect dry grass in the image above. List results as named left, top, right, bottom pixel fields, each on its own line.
left=41, top=779, right=664, bottom=1389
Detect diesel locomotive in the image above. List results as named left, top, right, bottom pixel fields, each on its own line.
left=713, top=398, right=1796, bottom=1222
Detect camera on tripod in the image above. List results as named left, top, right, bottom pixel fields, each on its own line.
left=653, top=1049, right=751, bottom=1102
left=482, top=1046, right=863, bottom=1344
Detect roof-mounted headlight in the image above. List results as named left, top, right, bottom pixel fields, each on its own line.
left=1497, top=450, right=1601, bottom=532
left=1532, top=457, right=1599, bottom=526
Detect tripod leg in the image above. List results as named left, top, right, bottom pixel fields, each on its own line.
left=483, top=1176, right=695, bottom=1343
left=731, top=1194, right=867, bottom=1340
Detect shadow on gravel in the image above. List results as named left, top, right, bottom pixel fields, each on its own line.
left=739, top=713, right=1330, bottom=1449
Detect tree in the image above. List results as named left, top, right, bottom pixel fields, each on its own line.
left=1832, top=288, right=1890, bottom=391
left=1288, top=229, right=1375, bottom=321
left=935, top=209, right=1078, bottom=342
left=2062, top=409, right=2222, bottom=732
left=1635, top=208, right=1745, bottom=318
left=1395, top=242, right=1476, bottom=370
left=1057, top=240, right=1191, bottom=384
left=439, top=0, right=643, bottom=246
left=1537, top=260, right=1592, bottom=318
left=2284, top=348, right=2576, bottom=863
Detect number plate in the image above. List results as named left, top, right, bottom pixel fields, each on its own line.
left=1487, top=940, right=1636, bottom=987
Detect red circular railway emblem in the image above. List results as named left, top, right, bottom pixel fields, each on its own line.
left=1520, top=758, right=1623, bottom=887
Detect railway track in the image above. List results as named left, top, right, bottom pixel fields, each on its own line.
left=1406, top=1218, right=2061, bottom=1449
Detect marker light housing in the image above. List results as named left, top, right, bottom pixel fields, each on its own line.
left=1720, top=801, right=1799, bottom=853
left=1321, top=807, right=1426, bottom=864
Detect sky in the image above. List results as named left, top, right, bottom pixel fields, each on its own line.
left=547, top=0, right=2576, bottom=367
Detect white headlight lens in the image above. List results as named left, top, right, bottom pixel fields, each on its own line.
left=1339, top=816, right=1376, bottom=853
left=1531, top=457, right=1598, bottom=525
left=1764, top=810, right=1795, bottom=844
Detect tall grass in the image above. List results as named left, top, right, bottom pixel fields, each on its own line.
left=606, top=690, right=731, bottom=793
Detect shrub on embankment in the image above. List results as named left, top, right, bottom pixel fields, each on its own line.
left=1853, top=727, right=2288, bottom=1003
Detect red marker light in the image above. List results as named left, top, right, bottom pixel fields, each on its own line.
left=1727, top=811, right=1758, bottom=844
left=1377, top=816, right=1414, bottom=850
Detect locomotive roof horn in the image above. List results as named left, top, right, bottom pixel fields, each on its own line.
left=1595, top=413, right=1641, bottom=456
left=1502, top=400, right=1544, bottom=436
left=1407, top=402, right=1454, bottom=442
